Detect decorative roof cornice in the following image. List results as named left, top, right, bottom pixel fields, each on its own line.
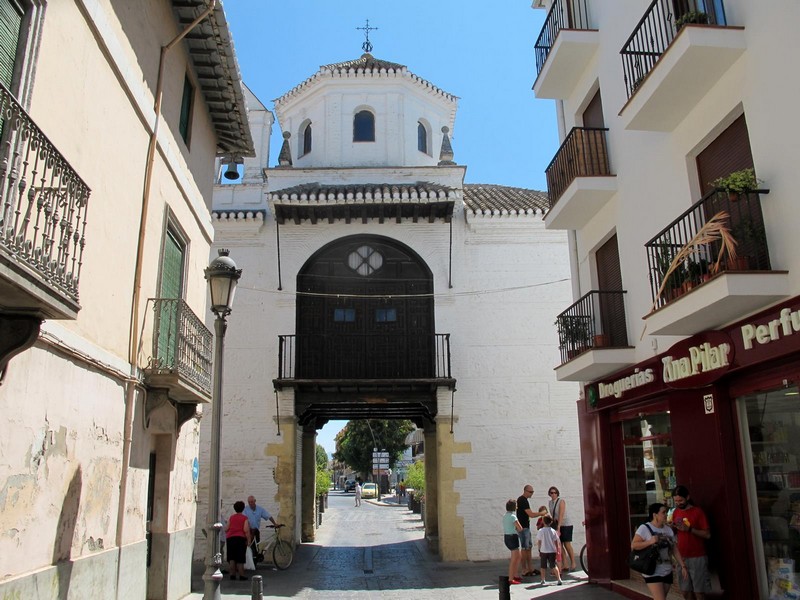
left=269, top=182, right=458, bottom=204
left=274, top=53, right=458, bottom=107
left=170, top=1, right=255, bottom=157
left=212, top=210, right=266, bottom=223
left=463, top=184, right=549, bottom=218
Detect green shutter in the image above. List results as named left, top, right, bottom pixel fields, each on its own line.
left=156, top=231, right=185, bottom=367
left=179, top=75, right=193, bottom=143
left=0, top=0, right=23, bottom=90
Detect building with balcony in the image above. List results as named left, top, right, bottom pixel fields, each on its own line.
left=533, top=0, right=800, bottom=597
left=200, top=51, right=582, bottom=561
left=0, top=2, right=252, bottom=599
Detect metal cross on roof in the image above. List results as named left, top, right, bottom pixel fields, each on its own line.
left=356, top=19, right=378, bottom=54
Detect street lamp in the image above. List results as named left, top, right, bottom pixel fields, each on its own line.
left=202, top=249, right=241, bottom=600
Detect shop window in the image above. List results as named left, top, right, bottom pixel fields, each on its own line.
left=741, top=385, right=800, bottom=594
left=622, top=412, right=676, bottom=536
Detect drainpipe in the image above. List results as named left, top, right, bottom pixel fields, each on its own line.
left=117, top=0, right=217, bottom=552
left=556, top=98, right=581, bottom=300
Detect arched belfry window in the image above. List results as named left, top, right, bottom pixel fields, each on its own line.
left=353, top=110, right=375, bottom=142
left=301, top=122, right=312, bottom=156
left=418, top=121, right=428, bottom=154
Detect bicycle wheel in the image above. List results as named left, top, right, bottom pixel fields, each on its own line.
left=272, top=539, right=294, bottom=570
left=579, top=544, right=589, bottom=575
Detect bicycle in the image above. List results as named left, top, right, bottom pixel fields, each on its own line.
left=256, top=524, right=294, bottom=570
left=579, top=542, right=589, bottom=576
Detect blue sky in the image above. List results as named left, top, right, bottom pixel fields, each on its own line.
left=222, top=2, right=556, bottom=455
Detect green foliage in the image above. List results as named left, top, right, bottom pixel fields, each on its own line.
left=315, top=443, right=329, bottom=470
left=405, top=460, right=425, bottom=493
left=712, top=168, right=762, bottom=193
left=675, top=11, right=708, bottom=29
left=315, top=468, right=331, bottom=497
left=555, top=315, right=592, bottom=349
left=333, top=419, right=414, bottom=476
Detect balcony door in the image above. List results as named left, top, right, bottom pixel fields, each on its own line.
left=295, top=235, right=434, bottom=380
left=156, top=229, right=185, bottom=367
left=596, top=234, right=627, bottom=346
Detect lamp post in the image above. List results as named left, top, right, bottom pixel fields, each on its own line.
left=202, top=249, right=241, bottom=600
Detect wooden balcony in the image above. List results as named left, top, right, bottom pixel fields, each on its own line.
left=143, top=298, right=213, bottom=403
left=533, top=0, right=598, bottom=99
left=0, top=82, right=91, bottom=319
left=554, top=290, right=636, bottom=382
left=619, top=0, right=745, bottom=131
left=643, top=189, right=789, bottom=336
left=274, top=333, right=456, bottom=426
left=544, top=127, right=616, bottom=230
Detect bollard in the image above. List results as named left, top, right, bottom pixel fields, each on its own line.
left=498, top=575, right=510, bottom=600
left=250, top=574, right=263, bottom=599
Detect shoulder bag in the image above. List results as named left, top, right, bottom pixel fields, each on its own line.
left=628, top=523, right=660, bottom=575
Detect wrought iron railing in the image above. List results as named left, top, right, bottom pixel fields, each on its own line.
left=556, top=290, right=628, bottom=364
left=146, top=298, right=213, bottom=394
left=535, top=0, right=593, bottom=76
left=621, top=0, right=727, bottom=98
left=645, top=189, right=770, bottom=310
left=277, top=333, right=452, bottom=380
left=0, top=82, right=91, bottom=304
left=545, top=127, right=610, bottom=207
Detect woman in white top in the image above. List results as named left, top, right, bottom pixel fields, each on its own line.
left=631, top=502, right=688, bottom=600
left=548, top=486, right=575, bottom=571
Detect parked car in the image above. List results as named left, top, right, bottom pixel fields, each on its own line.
left=344, top=480, right=356, bottom=492
left=361, top=482, right=378, bottom=499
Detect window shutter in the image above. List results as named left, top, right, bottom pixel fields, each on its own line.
left=696, top=115, right=754, bottom=195
left=0, top=0, right=23, bottom=90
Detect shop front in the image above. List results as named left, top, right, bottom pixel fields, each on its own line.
left=579, top=296, right=800, bottom=599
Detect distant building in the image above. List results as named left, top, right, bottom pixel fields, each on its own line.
left=199, top=51, right=582, bottom=561
left=0, top=2, right=251, bottom=598
left=533, top=0, right=800, bottom=597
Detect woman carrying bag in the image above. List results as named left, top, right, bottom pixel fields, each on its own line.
left=631, top=503, right=688, bottom=600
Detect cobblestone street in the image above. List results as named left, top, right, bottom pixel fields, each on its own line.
left=187, top=490, right=629, bottom=599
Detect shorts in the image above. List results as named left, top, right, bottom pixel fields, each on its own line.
left=643, top=572, right=674, bottom=585
left=518, top=527, right=532, bottom=549
left=540, top=552, right=557, bottom=569
left=504, top=534, right=520, bottom=551
left=679, top=556, right=712, bottom=593
left=559, top=525, right=574, bottom=543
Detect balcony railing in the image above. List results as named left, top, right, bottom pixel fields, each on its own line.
left=145, top=298, right=213, bottom=397
left=556, top=290, right=628, bottom=364
left=277, top=333, right=452, bottom=381
left=535, top=0, right=592, bottom=76
left=0, top=81, right=91, bottom=305
left=645, top=189, right=770, bottom=311
left=621, top=0, right=727, bottom=98
left=545, top=127, right=610, bottom=207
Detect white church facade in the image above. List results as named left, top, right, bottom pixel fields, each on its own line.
left=198, top=52, right=583, bottom=561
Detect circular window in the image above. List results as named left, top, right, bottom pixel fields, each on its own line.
left=347, top=245, right=383, bottom=276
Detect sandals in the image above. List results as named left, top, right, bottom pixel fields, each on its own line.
left=522, top=570, right=538, bottom=577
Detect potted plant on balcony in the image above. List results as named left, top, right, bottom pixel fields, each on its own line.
left=686, top=257, right=711, bottom=286
left=557, top=315, right=592, bottom=359
left=675, top=11, right=709, bottom=31
left=711, top=168, right=763, bottom=201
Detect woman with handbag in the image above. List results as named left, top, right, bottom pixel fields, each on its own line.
left=225, top=500, right=252, bottom=581
left=631, top=503, right=688, bottom=600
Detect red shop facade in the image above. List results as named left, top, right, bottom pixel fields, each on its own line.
left=579, top=295, right=800, bottom=599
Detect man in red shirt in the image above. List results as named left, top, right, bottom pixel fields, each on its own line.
left=671, top=485, right=712, bottom=600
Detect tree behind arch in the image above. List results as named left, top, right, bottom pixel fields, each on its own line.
left=333, top=419, right=413, bottom=476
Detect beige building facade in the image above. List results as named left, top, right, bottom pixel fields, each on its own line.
left=0, top=1, right=252, bottom=598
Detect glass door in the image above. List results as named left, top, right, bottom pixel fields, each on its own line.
left=740, top=385, right=800, bottom=598
left=622, top=412, right=677, bottom=535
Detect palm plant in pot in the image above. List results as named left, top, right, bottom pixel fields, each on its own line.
left=556, top=315, right=592, bottom=359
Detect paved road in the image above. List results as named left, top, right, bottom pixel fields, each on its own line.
left=186, top=489, right=628, bottom=599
